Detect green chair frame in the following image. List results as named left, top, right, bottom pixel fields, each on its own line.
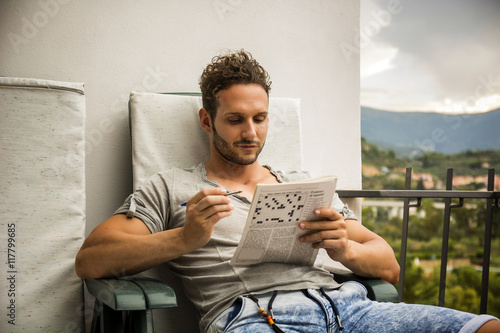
left=86, top=272, right=398, bottom=332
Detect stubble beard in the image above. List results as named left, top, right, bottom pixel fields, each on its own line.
left=212, top=125, right=265, bottom=166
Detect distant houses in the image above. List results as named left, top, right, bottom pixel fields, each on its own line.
left=362, top=165, right=499, bottom=190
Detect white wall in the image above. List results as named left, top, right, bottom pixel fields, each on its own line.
left=0, top=0, right=361, bottom=235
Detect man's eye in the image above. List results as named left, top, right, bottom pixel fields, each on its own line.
left=254, top=117, right=266, bottom=123
left=228, top=118, right=242, bottom=124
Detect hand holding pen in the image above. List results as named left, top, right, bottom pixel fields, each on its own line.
left=180, top=188, right=239, bottom=252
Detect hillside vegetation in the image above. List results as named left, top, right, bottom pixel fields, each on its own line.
left=361, top=137, right=500, bottom=190
left=360, top=137, right=500, bottom=316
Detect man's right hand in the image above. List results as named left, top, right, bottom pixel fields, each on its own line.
left=75, top=187, right=234, bottom=279
left=181, top=187, right=234, bottom=252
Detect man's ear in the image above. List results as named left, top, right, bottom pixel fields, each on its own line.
left=199, top=108, right=212, bottom=134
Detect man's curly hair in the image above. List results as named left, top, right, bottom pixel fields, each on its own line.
left=199, top=50, right=272, bottom=120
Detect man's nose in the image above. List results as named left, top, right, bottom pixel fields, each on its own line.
left=242, top=120, right=257, bottom=139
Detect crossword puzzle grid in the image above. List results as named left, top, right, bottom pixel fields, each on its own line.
left=252, top=191, right=307, bottom=226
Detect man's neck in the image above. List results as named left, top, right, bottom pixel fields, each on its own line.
left=204, top=156, right=279, bottom=200
left=204, top=157, right=265, bottom=185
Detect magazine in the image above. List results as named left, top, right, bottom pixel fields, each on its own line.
left=230, top=175, right=337, bottom=266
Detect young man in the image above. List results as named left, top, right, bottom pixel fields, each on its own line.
left=76, top=50, right=499, bottom=332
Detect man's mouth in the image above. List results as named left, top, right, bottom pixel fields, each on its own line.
left=239, top=144, right=257, bottom=147
left=235, top=141, right=260, bottom=149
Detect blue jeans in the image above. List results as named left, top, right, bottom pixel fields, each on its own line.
left=207, top=281, right=498, bottom=333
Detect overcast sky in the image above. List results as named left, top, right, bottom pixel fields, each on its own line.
left=360, top=0, right=500, bottom=113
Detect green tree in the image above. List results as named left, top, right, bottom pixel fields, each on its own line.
left=410, top=200, right=443, bottom=241
left=488, top=272, right=500, bottom=317
left=446, top=285, right=480, bottom=313
left=401, top=262, right=438, bottom=305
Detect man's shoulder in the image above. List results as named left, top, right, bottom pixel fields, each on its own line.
left=139, top=163, right=205, bottom=187
left=271, top=168, right=311, bottom=183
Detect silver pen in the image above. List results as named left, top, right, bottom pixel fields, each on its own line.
left=180, top=190, right=242, bottom=207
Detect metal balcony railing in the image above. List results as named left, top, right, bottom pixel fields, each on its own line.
left=337, top=168, right=499, bottom=314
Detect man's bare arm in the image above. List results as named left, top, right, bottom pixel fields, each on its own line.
left=337, top=218, right=400, bottom=284
left=75, top=188, right=234, bottom=279
left=75, top=214, right=191, bottom=279
left=299, top=209, right=400, bottom=284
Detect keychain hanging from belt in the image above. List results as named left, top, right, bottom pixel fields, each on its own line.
left=247, top=291, right=284, bottom=333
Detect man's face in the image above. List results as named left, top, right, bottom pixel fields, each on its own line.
left=211, top=84, right=269, bottom=165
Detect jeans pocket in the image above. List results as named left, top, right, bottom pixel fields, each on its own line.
left=208, top=296, right=245, bottom=333
left=342, top=281, right=369, bottom=299
left=223, top=296, right=246, bottom=332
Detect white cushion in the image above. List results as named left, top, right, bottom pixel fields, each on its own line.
left=0, top=77, right=85, bottom=332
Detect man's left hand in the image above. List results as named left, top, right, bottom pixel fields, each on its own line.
left=298, top=208, right=349, bottom=262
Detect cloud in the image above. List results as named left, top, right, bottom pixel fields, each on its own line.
left=361, top=42, right=398, bottom=79
left=362, top=0, right=500, bottom=112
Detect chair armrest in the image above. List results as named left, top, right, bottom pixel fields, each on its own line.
left=85, top=278, right=147, bottom=311
left=84, top=276, right=177, bottom=311
left=333, top=272, right=400, bottom=303
left=122, top=275, right=177, bottom=308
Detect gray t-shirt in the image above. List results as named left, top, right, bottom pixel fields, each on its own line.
left=115, top=163, right=357, bottom=332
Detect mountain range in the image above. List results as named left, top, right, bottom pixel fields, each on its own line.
left=361, top=106, right=500, bottom=157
